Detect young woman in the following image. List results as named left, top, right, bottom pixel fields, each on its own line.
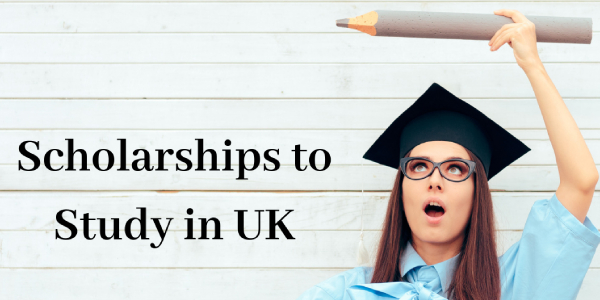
left=297, top=9, right=600, bottom=300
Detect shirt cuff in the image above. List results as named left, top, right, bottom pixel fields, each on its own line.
left=549, top=193, right=600, bottom=248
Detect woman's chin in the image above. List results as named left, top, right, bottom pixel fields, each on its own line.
left=414, top=229, right=448, bottom=243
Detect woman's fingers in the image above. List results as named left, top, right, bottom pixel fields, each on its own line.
left=489, top=23, right=519, bottom=46
left=488, top=23, right=505, bottom=45
left=490, top=29, right=514, bottom=51
left=494, top=9, right=529, bottom=23
left=490, top=9, right=540, bottom=71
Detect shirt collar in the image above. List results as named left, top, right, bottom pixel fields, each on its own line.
left=400, top=241, right=461, bottom=293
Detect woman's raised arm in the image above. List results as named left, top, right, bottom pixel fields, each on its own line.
left=488, top=9, right=599, bottom=223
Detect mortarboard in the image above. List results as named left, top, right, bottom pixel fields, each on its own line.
left=362, top=82, right=531, bottom=180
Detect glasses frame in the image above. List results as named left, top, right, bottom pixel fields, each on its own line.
left=400, top=157, right=477, bottom=183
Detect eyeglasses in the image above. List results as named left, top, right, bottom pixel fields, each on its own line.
left=400, top=157, right=476, bottom=182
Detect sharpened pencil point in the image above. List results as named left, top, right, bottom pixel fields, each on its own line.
left=336, top=19, right=350, bottom=28
left=335, top=12, right=379, bottom=36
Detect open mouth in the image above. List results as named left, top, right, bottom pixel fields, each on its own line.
left=424, top=203, right=445, bottom=218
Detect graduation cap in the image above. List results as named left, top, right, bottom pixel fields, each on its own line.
left=362, top=82, right=531, bottom=180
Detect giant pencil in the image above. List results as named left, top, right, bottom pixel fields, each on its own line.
left=336, top=11, right=592, bottom=44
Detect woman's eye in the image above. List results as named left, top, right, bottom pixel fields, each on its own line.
left=414, top=164, right=428, bottom=172
left=448, top=165, right=463, bottom=174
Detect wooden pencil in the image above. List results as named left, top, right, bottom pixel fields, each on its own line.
left=336, top=10, right=592, bottom=44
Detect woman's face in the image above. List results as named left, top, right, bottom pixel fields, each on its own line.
left=402, top=141, right=475, bottom=246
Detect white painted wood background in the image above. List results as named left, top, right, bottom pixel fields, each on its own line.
left=0, top=1, right=599, bottom=299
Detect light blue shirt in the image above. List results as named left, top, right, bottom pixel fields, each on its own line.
left=297, top=193, right=600, bottom=300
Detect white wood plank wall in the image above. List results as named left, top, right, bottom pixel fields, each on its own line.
left=0, top=1, right=598, bottom=299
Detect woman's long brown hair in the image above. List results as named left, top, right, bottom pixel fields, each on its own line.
left=369, top=148, right=500, bottom=300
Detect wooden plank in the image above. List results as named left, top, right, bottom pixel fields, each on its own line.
left=0, top=99, right=598, bottom=130
left=2, top=33, right=600, bottom=63
left=1, top=64, right=599, bottom=98
left=0, top=230, right=597, bottom=268
left=2, top=165, right=599, bottom=191
left=0, top=267, right=597, bottom=300
left=0, top=268, right=343, bottom=300
left=7, top=0, right=600, bottom=2
left=2, top=268, right=596, bottom=300
left=0, top=191, right=596, bottom=231
left=6, top=130, right=600, bottom=166
left=1, top=3, right=599, bottom=33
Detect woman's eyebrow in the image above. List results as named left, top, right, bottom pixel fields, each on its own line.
left=418, top=155, right=464, bottom=160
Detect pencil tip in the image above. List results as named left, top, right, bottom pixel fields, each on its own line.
left=336, top=18, right=349, bottom=28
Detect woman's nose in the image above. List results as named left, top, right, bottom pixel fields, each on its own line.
left=428, top=166, right=444, bottom=190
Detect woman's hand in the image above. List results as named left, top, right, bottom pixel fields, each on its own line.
left=488, top=9, right=543, bottom=72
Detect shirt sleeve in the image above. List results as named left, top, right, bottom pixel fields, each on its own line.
left=296, top=267, right=372, bottom=300
left=499, top=193, right=600, bottom=300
